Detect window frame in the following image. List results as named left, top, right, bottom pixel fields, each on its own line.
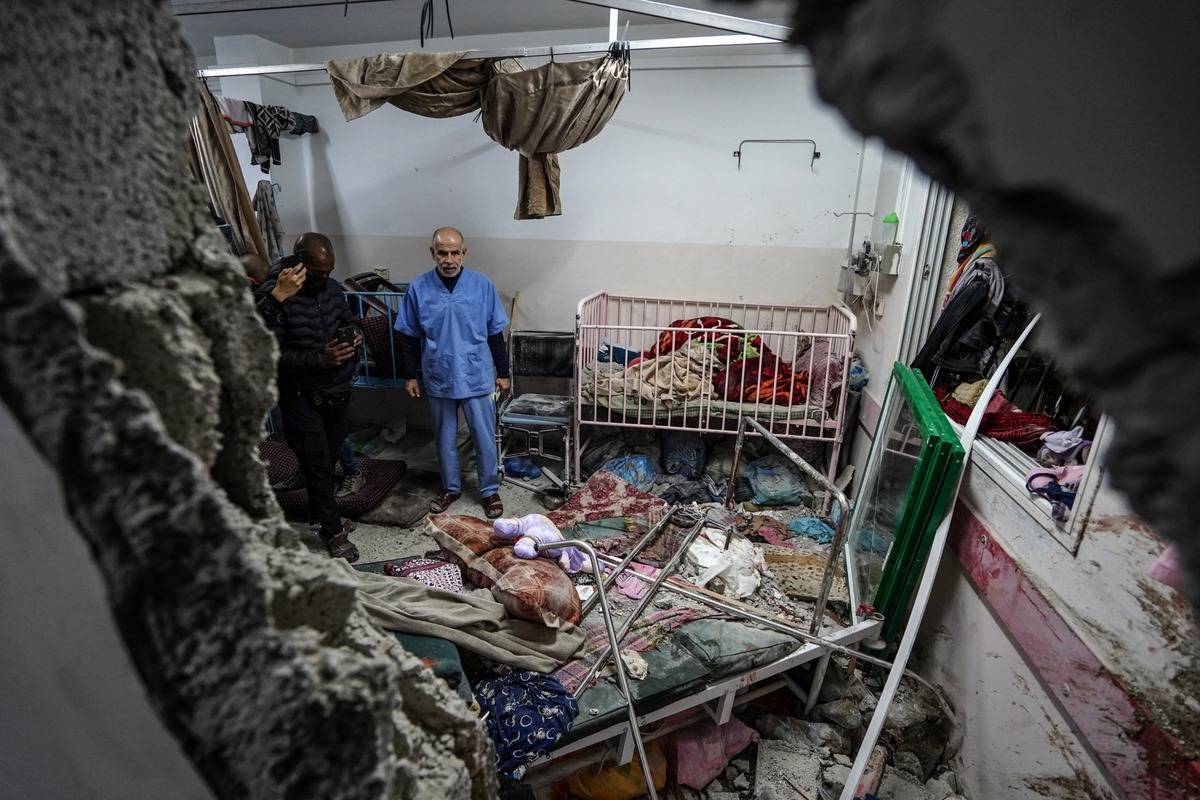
left=898, top=192, right=1106, bottom=555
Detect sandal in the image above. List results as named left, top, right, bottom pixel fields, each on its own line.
left=327, top=532, right=360, bottom=562
left=482, top=494, right=504, bottom=520
left=429, top=491, right=461, bottom=514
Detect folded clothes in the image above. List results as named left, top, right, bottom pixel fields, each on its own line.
left=1037, top=425, right=1092, bottom=466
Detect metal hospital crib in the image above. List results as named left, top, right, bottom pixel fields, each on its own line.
left=574, top=291, right=858, bottom=489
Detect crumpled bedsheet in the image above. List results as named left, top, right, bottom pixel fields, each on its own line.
left=591, top=340, right=715, bottom=403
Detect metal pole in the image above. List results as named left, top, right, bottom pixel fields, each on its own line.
left=195, top=34, right=781, bottom=79
left=579, top=505, right=679, bottom=618
left=723, top=416, right=748, bottom=509
left=537, top=539, right=659, bottom=800
left=727, top=417, right=851, bottom=635
left=563, top=0, right=790, bottom=41
left=569, top=515, right=709, bottom=700
left=591, top=553, right=897, bottom=673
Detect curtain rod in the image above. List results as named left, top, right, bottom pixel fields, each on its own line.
left=196, top=33, right=782, bottom=78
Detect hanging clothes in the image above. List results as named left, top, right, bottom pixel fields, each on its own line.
left=187, top=82, right=266, bottom=258
left=216, top=96, right=253, bottom=133
left=480, top=44, right=630, bottom=219
left=252, top=179, right=285, bottom=262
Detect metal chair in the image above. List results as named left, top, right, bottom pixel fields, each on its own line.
left=496, top=330, right=575, bottom=508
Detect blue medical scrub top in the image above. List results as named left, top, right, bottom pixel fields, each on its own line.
left=393, top=267, right=509, bottom=399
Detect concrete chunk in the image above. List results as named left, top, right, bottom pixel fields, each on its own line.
left=754, top=740, right=822, bottom=799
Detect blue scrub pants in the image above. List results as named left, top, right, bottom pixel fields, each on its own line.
left=428, top=394, right=500, bottom=497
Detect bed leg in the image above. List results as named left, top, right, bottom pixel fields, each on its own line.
left=715, top=690, right=736, bottom=725
left=805, top=652, right=833, bottom=715
left=616, top=728, right=636, bottom=766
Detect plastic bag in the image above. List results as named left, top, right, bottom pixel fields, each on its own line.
left=743, top=454, right=810, bottom=506
left=567, top=742, right=667, bottom=800
left=599, top=454, right=658, bottom=492
left=684, top=528, right=765, bottom=599
left=661, top=430, right=706, bottom=479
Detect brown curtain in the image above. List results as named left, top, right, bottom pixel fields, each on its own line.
left=327, top=52, right=497, bottom=120
left=480, top=50, right=629, bottom=219
left=187, top=82, right=266, bottom=258
left=325, top=49, right=628, bottom=220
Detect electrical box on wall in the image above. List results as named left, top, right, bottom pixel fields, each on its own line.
left=880, top=243, right=903, bottom=276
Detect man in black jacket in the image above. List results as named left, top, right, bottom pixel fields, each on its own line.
left=257, top=233, right=362, bottom=562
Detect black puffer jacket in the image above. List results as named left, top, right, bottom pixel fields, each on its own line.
left=255, top=265, right=358, bottom=392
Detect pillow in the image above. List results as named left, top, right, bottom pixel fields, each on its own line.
left=428, top=514, right=507, bottom=567
left=467, top=547, right=583, bottom=628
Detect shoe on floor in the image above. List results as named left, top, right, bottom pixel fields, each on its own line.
left=337, top=470, right=366, bottom=497
left=326, top=531, right=359, bottom=563
left=430, top=490, right=461, bottom=514
left=483, top=494, right=504, bottom=519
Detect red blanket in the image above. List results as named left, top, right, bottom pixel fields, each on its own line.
left=713, top=351, right=809, bottom=406
left=934, top=386, right=1054, bottom=447
left=642, top=316, right=759, bottom=364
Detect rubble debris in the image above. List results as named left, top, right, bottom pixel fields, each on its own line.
left=924, top=775, right=956, bottom=799
left=893, top=750, right=925, bottom=778
left=754, top=740, right=822, bottom=799
left=877, top=767, right=939, bottom=800
left=754, top=714, right=852, bottom=756
left=816, top=696, right=863, bottom=731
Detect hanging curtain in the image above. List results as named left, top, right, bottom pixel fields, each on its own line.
left=325, top=47, right=628, bottom=219
left=253, top=179, right=285, bottom=262
left=327, top=52, right=498, bottom=120
left=480, top=45, right=629, bottom=219
left=187, top=82, right=266, bottom=258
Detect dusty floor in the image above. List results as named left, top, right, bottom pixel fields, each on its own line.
left=295, top=425, right=551, bottom=563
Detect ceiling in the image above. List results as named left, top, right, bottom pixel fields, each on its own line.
left=173, top=0, right=792, bottom=57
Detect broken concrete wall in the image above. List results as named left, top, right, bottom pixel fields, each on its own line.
left=0, top=2, right=492, bottom=798
left=771, top=0, right=1200, bottom=608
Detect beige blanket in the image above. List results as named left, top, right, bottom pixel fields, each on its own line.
left=337, top=560, right=585, bottom=673
left=592, top=340, right=715, bottom=403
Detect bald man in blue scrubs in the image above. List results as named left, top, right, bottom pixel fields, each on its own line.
left=394, top=227, right=511, bottom=518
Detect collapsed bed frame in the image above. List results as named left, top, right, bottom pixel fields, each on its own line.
left=529, top=419, right=877, bottom=798
left=574, top=291, right=857, bottom=487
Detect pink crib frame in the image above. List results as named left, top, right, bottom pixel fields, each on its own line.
left=573, top=291, right=857, bottom=487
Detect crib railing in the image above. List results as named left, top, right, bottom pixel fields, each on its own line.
left=574, top=291, right=856, bottom=484
left=345, top=289, right=407, bottom=388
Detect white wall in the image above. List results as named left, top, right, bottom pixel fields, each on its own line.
left=916, top=561, right=1121, bottom=800
left=0, top=405, right=214, bottom=799
left=211, top=25, right=874, bottom=330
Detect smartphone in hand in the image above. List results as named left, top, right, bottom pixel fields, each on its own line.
left=336, top=325, right=357, bottom=348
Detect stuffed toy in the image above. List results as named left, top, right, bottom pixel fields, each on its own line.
left=493, top=514, right=590, bottom=573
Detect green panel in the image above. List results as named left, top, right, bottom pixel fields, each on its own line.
left=844, top=362, right=964, bottom=643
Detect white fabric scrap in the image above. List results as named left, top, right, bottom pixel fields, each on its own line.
left=684, top=527, right=765, bottom=599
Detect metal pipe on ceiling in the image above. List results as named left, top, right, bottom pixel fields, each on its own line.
left=195, top=32, right=781, bottom=77
left=562, top=0, right=790, bottom=41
